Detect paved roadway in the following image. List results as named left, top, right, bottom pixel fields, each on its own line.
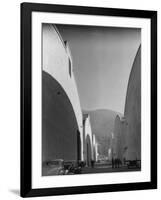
left=81, top=165, right=141, bottom=174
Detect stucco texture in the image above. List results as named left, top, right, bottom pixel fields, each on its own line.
left=124, top=46, right=141, bottom=160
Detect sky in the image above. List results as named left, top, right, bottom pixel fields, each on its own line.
left=57, top=24, right=141, bottom=114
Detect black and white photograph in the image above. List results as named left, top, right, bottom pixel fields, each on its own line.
left=42, top=23, right=141, bottom=176
left=20, top=3, right=157, bottom=197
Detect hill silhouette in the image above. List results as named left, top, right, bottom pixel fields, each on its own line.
left=83, top=109, right=122, bottom=156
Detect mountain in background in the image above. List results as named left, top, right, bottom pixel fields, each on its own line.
left=83, top=109, right=122, bottom=156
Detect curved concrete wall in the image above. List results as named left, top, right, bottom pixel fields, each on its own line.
left=83, top=114, right=93, bottom=166
left=124, top=46, right=141, bottom=160
left=113, top=46, right=141, bottom=162
left=42, top=71, right=80, bottom=164
left=42, top=24, right=83, bottom=160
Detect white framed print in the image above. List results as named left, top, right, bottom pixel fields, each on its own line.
left=21, top=2, right=157, bottom=197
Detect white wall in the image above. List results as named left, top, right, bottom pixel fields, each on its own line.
left=0, top=0, right=160, bottom=200
left=43, top=24, right=83, bottom=135
left=43, top=24, right=83, bottom=159
left=84, top=115, right=93, bottom=162
left=84, top=115, right=93, bottom=146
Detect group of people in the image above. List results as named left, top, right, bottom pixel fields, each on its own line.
left=112, top=158, right=122, bottom=168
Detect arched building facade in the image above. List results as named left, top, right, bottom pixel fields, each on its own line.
left=113, top=45, right=141, bottom=162
left=42, top=24, right=83, bottom=175
left=83, top=114, right=94, bottom=166
left=124, top=45, right=141, bottom=160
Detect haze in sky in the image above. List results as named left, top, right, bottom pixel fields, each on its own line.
left=57, top=24, right=141, bottom=114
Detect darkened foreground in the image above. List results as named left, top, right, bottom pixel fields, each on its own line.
left=42, top=159, right=141, bottom=176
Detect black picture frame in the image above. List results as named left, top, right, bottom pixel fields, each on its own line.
left=21, top=2, right=157, bottom=197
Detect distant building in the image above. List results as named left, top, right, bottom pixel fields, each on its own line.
left=113, top=45, right=141, bottom=162
left=83, top=114, right=93, bottom=166
left=92, top=134, right=98, bottom=162
left=42, top=24, right=83, bottom=175
left=113, top=115, right=121, bottom=159
left=105, top=132, right=114, bottom=161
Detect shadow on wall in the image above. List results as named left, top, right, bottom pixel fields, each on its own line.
left=42, top=71, right=81, bottom=175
